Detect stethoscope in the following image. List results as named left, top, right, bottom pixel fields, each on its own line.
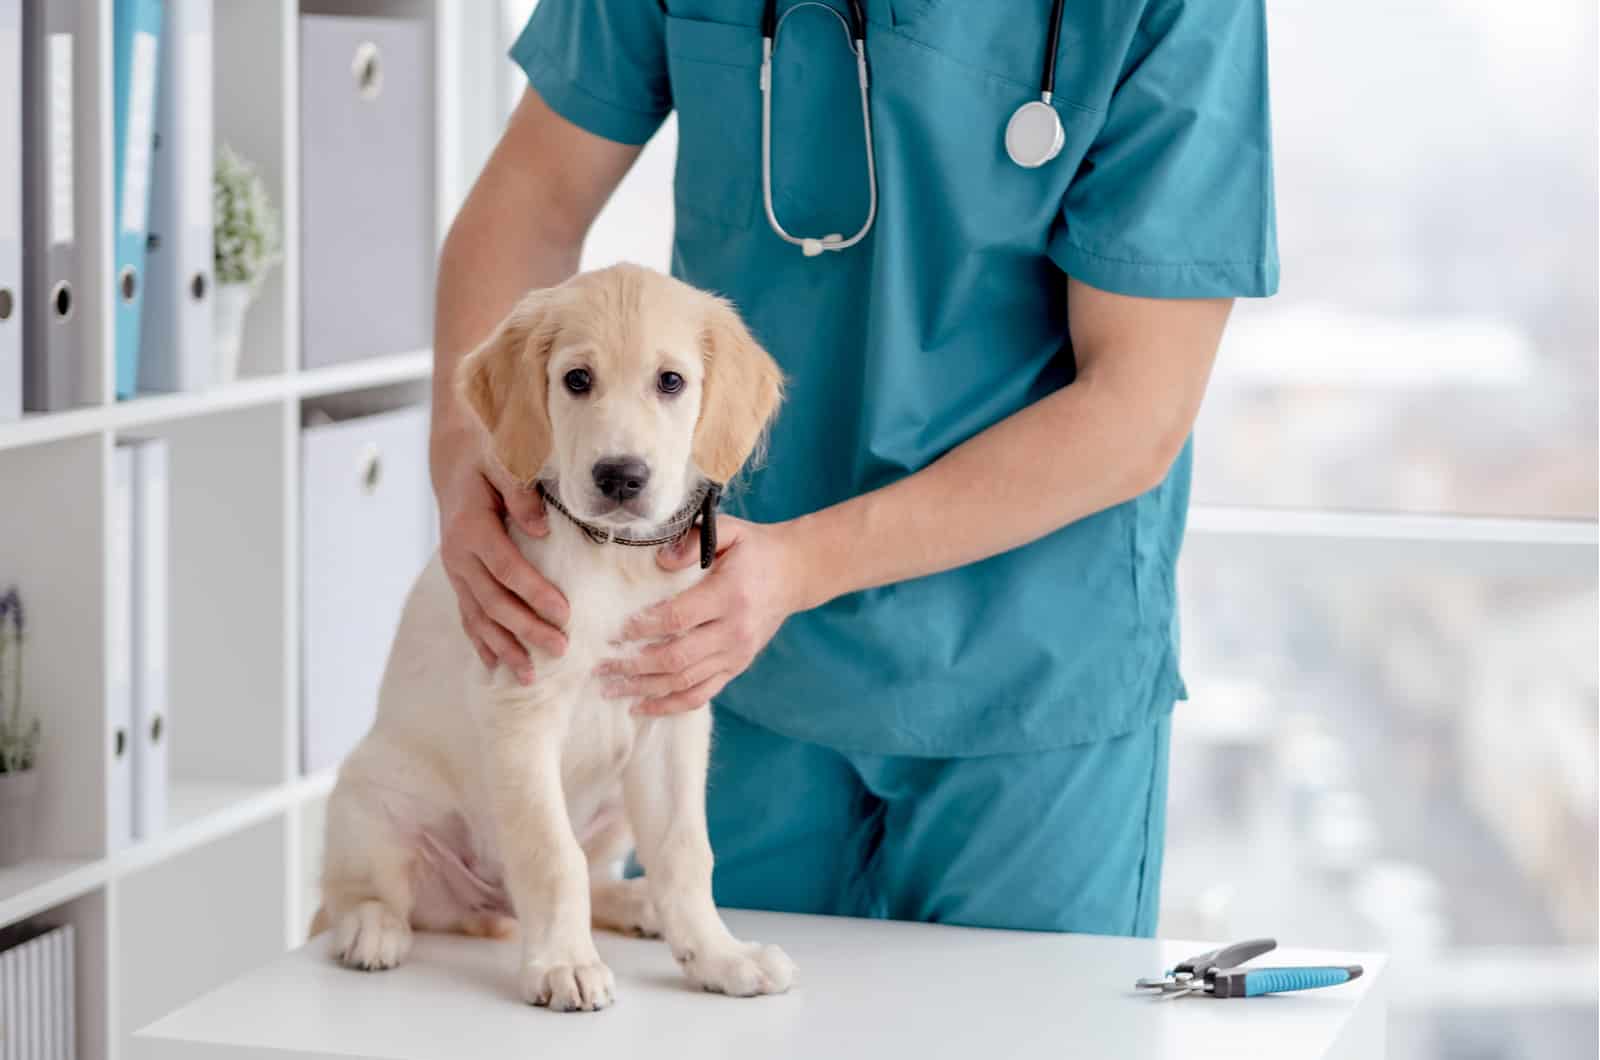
left=759, top=0, right=1070, bottom=256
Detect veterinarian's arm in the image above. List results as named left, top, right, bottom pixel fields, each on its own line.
left=789, top=283, right=1230, bottom=601
left=433, top=87, right=640, bottom=681
left=607, top=282, right=1230, bottom=713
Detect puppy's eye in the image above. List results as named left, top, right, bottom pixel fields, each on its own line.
left=657, top=371, right=684, bottom=395
left=563, top=369, right=592, bottom=395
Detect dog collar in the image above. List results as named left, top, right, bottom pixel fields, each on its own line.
left=534, top=479, right=724, bottom=570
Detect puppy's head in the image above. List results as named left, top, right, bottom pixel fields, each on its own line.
left=458, top=264, right=783, bottom=530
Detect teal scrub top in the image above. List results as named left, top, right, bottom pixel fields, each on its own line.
left=512, top=0, right=1278, bottom=757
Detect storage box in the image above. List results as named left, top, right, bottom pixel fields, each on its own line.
left=298, top=13, right=431, bottom=369
left=0, top=921, right=74, bottom=1060
left=299, top=402, right=431, bottom=775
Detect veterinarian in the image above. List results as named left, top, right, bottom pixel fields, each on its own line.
left=429, top=0, right=1275, bottom=936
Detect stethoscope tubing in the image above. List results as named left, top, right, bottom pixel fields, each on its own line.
left=760, top=1, right=879, bottom=255
left=757, top=0, right=1066, bottom=251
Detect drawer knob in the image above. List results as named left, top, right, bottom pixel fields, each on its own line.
left=352, top=41, right=383, bottom=101
left=360, top=443, right=383, bottom=495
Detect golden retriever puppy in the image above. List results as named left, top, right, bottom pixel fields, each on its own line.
left=315, top=264, right=790, bottom=1011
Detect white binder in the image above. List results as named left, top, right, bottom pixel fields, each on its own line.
left=109, top=444, right=136, bottom=851
left=140, top=0, right=212, bottom=394
left=0, top=0, right=21, bottom=421
left=21, top=0, right=83, bottom=411
left=130, top=437, right=170, bottom=837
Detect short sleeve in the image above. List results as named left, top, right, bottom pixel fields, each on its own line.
left=509, top=1, right=672, bottom=146
left=1048, top=0, right=1279, bottom=298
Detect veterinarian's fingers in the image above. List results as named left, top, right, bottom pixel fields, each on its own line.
left=622, top=579, right=724, bottom=641
left=604, top=651, right=733, bottom=700
left=478, top=461, right=548, bottom=539
left=446, top=573, right=502, bottom=669
left=599, top=624, right=724, bottom=679
left=476, top=617, right=534, bottom=682
left=655, top=527, right=700, bottom=572
left=657, top=515, right=753, bottom=572
left=501, top=481, right=549, bottom=538
left=480, top=531, right=571, bottom=629
left=454, top=580, right=532, bottom=682
left=471, top=556, right=568, bottom=661
left=634, top=672, right=732, bottom=716
left=466, top=629, right=496, bottom=671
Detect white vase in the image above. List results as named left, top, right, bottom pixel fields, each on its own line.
left=213, top=282, right=255, bottom=385
left=0, top=768, right=40, bottom=867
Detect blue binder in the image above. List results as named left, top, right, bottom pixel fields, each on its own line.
left=112, top=0, right=163, bottom=400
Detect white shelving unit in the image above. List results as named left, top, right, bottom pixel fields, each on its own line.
left=0, top=2, right=476, bottom=1056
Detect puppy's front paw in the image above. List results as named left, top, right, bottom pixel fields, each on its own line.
left=678, top=941, right=795, bottom=997
left=333, top=901, right=413, bottom=971
left=522, top=959, right=616, bottom=1012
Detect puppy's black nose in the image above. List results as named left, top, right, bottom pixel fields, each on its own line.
left=592, top=457, right=651, bottom=502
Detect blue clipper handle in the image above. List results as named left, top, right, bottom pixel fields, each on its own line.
left=1211, top=965, right=1363, bottom=998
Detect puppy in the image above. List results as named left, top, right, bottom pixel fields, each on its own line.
left=315, top=264, right=790, bottom=1011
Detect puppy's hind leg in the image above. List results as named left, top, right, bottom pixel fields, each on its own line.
left=591, top=877, right=661, bottom=939
left=321, top=781, right=418, bottom=971
left=583, top=815, right=660, bottom=939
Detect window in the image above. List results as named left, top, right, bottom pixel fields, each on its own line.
left=1196, top=0, right=1597, bottom=519
left=1170, top=558, right=1597, bottom=1058
left=1178, top=3, right=1597, bottom=1054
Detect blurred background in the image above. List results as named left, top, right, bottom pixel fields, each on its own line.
left=485, top=1, right=1599, bottom=1057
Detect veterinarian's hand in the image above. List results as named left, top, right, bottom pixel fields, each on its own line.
left=438, top=458, right=570, bottom=683
left=599, top=517, right=806, bottom=715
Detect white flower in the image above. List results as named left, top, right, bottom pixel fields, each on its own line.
left=214, top=144, right=282, bottom=287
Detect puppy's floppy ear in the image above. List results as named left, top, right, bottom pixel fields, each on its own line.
left=694, top=296, right=784, bottom=483
left=456, top=290, right=559, bottom=486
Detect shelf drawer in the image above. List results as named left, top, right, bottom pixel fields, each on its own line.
left=299, top=402, right=430, bottom=776
left=298, top=13, right=432, bottom=370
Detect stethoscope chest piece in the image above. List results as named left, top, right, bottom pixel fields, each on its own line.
left=1005, top=99, right=1064, bottom=169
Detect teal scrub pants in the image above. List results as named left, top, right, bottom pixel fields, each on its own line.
left=702, top=707, right=1172, bottom=936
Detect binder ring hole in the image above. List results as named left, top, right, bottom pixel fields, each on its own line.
left=0, top=288, right=13, bottom=321
left=114, top=728, right=128, bottom=758
left=119, top=266, right=139, bottom=304
left=360, top=443, right=383, bottom=495
left=353, top=41, right=383, bottom=100
left=51, top=282, right=73, bottom=321
left=190, top=272, right=208, bottom=302
left=151, top=715, right=164, bottom=744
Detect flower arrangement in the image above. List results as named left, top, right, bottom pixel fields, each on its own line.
left=0, top=587, right=39, bottom=775
left=213, top=144, right=282, bottom=289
